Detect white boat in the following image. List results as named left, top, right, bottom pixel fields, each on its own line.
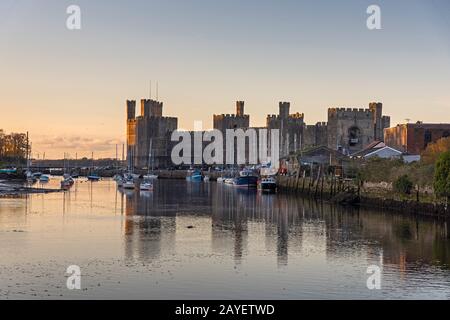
left=61, top=177, right=74, bottom=189
left=217, top=177, right=224, bottom=183
left=140, top=182, right=153, bottom=191
left=39, top=175, right=50, bottom=182
left=123, top=180, right=135, bottom=190
left=224, top=178, right=235, bottom=185
left=204, top=176, right=210, bottom=182
left=143, top=174, right=158, bottom=180
left=116, top=178, right=124, bottom=187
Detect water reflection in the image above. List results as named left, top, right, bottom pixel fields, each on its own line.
left=1, top=179, right=449, bottom=299
left=120, top=180, right=450, bottom=271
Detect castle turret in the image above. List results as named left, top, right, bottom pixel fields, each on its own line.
left=236, top=101, right=245, bottom=117
left=140, top=99, right=163, bottom=118
left=279, top=102, right=290, bottom=119
left=127, top=100, right=136, bottom=120
left=369, top=102, right=384, bottom=141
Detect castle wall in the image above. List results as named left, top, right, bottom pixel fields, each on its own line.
left=304, top=122, right=328, bottom=148
left=134, top=116, right=178, bottom=168
left=326, top=103, right=389, bottom=154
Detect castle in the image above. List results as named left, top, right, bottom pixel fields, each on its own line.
left=126, top=99, right=390, bottom=168
left=126, top=99, right=177, bottom=169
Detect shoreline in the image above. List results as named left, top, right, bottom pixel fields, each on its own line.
left=0, top=180, right=62, bottom=197
left=277, top=175, right=449, bottom=219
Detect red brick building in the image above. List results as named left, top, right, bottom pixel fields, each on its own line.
left=384, top=123, right=450, bottom=155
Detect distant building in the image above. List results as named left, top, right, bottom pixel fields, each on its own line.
left=266, top=102, right=305, bottom=157
left=326, top=103, right=390, bottom=155
left=384, top=123, right=450, bottom=155
left=125, top=98, right=392, bottom=168
left=126, top=99, right=178, bottom=169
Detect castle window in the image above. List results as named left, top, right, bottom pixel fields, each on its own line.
left=348, top=126, right=361, bottom=147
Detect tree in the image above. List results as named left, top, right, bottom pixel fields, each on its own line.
left=422, top=137, right=450, bottom=164
left=434, top=151, right=450, bottom=202
left=393, top=175, right=413, bottom=195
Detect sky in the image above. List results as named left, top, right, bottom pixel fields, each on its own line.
left=0, top=0, right=449, bottom=159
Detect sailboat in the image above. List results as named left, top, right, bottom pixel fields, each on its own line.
left=61, top=153, right=75, bottom=189
left=25, top=139, right=36, bottom=183
left=143, top=138, right=158, bottom=180
left=87, top=152, right=100, bottom=181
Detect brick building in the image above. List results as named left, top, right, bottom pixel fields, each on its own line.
left=384, top=123, right=450, bottom=155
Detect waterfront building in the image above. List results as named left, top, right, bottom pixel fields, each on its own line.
left=384, top=122, right=450, bottom=155
left=126, top=98, right=392, bottom=168
left=126, top=99, right=178, bottom=169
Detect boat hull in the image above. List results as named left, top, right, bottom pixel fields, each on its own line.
left=233, top=176, right=258, bottom=188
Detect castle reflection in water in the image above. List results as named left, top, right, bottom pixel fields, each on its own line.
left=120, top=180, right=450, bottom=271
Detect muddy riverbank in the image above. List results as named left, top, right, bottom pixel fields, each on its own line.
left=0, top=180, right=62, bottom=196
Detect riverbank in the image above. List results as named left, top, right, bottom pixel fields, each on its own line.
left=0, top=180, right=62, bottom=196
left=277, top=175, right=449, bottom=218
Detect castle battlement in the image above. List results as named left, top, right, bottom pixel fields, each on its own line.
left=213, top=114, right=249, bottom=119
left=328, top=107, right=373, bottom=118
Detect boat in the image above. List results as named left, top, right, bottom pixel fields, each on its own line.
left=61, top=177, right=74, bottom=189
left=87, top=152, right=100, bottom=181
left=87, top=174, right=100, bottom=181
left=116, top=178, right=124, bottom=187
left=144, top=139, right=158, bottom=180
left=258, top=176, right=277, bottom=192
left=39, top=175, right=50, bottom=182
left=224, top=177, right=235, bottom=185
left=217, top=177, right=225, bottom=183
left=0, top=168, right=17, bottom=174
left=26, top=170, right=37, bottom=183
left=33, top=172, right=42, bottom=179
left=140, top=182, right=153, bottom=191
left=204, top=176, right=210, bottom=182
left=143, top=174, right=158, bottom=180
left=186, top=169, right=203, bottom=182
left=122, top=179, right=135, bottom=190
left=232, top=169, right=258, bottom=188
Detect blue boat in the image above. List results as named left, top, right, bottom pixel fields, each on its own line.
left=186, top=170, right=203, bottom=182
left=233, top=169, right=258, bottom=188
left=87, top=174, right=101, bottom=181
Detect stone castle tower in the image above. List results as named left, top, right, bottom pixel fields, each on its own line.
left=213, top=101, right=250, bottom=132
left=126, top=99, right=177, bottom=169
left=327, top=102, right=390, bottom=154
left=266, top=102, right=305, bottom=158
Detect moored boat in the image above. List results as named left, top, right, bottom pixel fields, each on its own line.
left=232, top=169, right=258, bottom=188
left=143, top=174, right=158, bottom=180
left=87, top=174, right=100, bottom=181
left=140, top=182, right=153, bottom=191
left=122, top=179, right=135, bottom=189
left=224, top=177, right=235, bottom=185
left=39, top=175, right=50, bottom=182
left=186, top=170, right=203, bottom=182
left=258, top=176, right=277, bottom=192
left=217, top=177, right=225, bottom=183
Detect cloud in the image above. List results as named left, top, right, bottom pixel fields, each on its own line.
left=32, top=134, right=125, bottom=159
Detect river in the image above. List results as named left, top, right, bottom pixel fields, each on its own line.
left=0, top=178, right=449, bottom=299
